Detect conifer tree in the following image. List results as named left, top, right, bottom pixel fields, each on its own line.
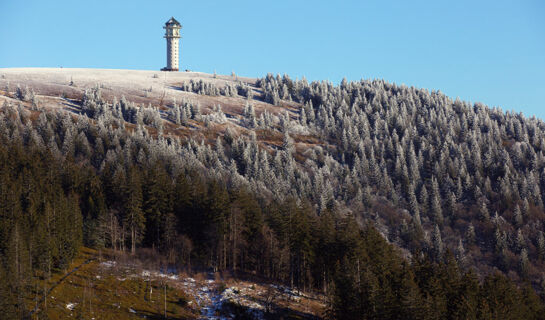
left=124, top=166, right=145, bottom=254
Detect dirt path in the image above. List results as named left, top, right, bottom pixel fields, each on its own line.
left=28, top=258, right=95, bottom=317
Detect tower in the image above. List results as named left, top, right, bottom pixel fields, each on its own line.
left=162, top=17, right=181, bottom=71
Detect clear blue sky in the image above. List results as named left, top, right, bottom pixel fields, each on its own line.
left=1, top=0, right=544, bottom=119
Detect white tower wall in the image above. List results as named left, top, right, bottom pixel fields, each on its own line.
left=163, top=18, right=181, bottom=71
left=166, top=37, right=180, bottom=71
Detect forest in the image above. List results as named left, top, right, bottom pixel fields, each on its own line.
left=2, top=73, right=545, bottom=319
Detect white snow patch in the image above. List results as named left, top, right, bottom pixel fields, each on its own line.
left=138, top=269, right=178, bottom=280
left=163, top=273, right=179, bottom=280
left=198, top=285, right=266, bottom=319
left=141, top=270, right=151, bottom=277
left=65, top=303, right=77, bottom=310
left=100, top=261, right=116, bottom=268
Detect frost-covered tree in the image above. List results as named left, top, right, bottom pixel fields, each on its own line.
left=431, top=225, right=443, bottom=260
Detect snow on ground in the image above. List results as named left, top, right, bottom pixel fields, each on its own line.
left=97, top=260, right=322, bottom=319
left=0, top=67, right=255, bottom=92
left=140, top=269, right=179, bottom=280
left=65, top=302, right=77, bottom=311
left=0, top=67, right=256, bottom=112
left=219, top=287, right=265, bottom=319
left=191, top=279, right=324, bottom=320
left=99, top=260, right=116, bottom=268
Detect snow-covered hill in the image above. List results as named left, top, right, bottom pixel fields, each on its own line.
left=0, top=68, right=290, bottom=121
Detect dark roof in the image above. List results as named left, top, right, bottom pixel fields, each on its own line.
left=165, top=17, right=181, bottom=27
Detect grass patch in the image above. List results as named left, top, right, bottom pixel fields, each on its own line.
left=28, top=247, right=198, bottom=319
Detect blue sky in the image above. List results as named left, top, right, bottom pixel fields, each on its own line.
left=0, top=0, right=543, bottom=119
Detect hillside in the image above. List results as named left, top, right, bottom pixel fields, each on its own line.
left=1, top=68, right=545, bottom=319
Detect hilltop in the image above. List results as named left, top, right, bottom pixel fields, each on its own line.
left=0, top=68, right=306, bottom=148
left=0, top=68, right=255, bottom=104
left=0, top=67, right=283, bottom=121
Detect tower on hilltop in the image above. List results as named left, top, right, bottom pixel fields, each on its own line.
left=162, top=17, right=182, bottom=71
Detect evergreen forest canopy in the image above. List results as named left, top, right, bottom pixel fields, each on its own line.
left=1, top=73, right=545, bottom=318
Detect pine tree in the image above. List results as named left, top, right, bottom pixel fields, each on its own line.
left=431, top=192, right=443, bottom=226
left=516, top=229, right=526, bottom=253
left=282, top=132, right=294, bottom=154
left=142, top=164, right=172, bottom=249
left=479, top=202, right=490, bottom=221
left=466, top=224, right=476, bottom=245
left=124, top=167, right=145, bottom=254
left=522, top=198, right=530, bottom=217
left=419, top=185, right=429, bottom=214
left=520, top=248, right=529, bottom=278
left=456, top=239, right=467, bottom=269
left=514, top=204, right=523, bottom=227
left=432, top=225, right=443, bottom=260
left=537, top=231, right=545, bottom=261
left=243, top=102, right=257, bottom=128
left=408, top=183, right=420, bottom=219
